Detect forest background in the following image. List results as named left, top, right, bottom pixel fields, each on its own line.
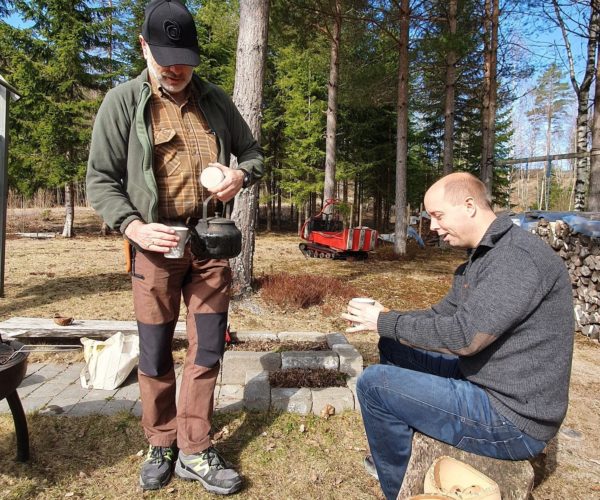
left=1, top=4, right=600, bottom=497
left=1, top=0, right=599, bottom=244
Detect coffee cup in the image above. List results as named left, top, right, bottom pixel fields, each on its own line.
left=200, top=164, right=225, bottom=189
left=350, top=297, right=376, bottom=306
left=164, top=226, right=189, bottom=259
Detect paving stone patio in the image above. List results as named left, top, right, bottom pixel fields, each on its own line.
left=0, top=328, right=363, bottom=417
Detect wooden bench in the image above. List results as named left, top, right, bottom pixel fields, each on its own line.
left=397, top=432, right=535, bottom=499
left=0, top=317, right=187, bottom=341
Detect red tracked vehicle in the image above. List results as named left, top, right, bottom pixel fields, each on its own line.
left=298, top=199, right=378, bottom=260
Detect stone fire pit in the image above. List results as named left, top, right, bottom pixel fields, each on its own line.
left=215, top=331, right=363, bottom=415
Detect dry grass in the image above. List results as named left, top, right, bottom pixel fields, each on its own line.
left=1, top=207, right=459, bottom=335
left=0, top=411, right=381, bottom=499
left=1, top=207, right=599, bottom=498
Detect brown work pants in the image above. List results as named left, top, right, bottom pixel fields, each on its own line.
left=131, top=245, right=230, bottom=454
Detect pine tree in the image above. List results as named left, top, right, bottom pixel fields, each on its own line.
left=6, top=0, right=113, bottom=235
left=273, top=42, right=328, bottom=212
left=526, top=63, right=573, bottom=210
left=195, top=0, right=239, bottom=92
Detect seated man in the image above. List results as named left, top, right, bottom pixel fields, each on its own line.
left=342, top=172, right=574, bottom=500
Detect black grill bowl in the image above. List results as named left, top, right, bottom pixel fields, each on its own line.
left=0, top=341, right=29, bottom=400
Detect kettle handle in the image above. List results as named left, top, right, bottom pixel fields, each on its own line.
left=223, top=201, right=232, bottom=218
left=202, top=194, right=214, bottom=220
left=202, top=194, right=233, bottom=219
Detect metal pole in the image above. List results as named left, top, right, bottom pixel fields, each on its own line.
left=0, top=85, right=9, bottom=297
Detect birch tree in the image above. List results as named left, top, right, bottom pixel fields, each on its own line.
left=589, top=34, right=600, bottom=211
left=551, top=0, right=599, bottom=211
left=230, top=0, right=270, bottom=294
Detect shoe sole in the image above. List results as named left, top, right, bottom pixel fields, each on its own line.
left=174, top=461, right=242, bottom=495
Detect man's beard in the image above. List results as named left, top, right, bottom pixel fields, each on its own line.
left=148, top=63, right=191, bottom=95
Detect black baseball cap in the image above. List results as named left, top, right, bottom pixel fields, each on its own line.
left=141, top=0, right=200, bottom=67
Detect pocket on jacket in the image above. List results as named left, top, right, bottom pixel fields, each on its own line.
left=154, top=127, right=176, bottom=145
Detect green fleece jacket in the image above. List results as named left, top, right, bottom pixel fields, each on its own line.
left=86, top=70, right=264, bottom=233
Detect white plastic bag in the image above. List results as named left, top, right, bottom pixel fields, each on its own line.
left=80, top=332, right=139, bottom=390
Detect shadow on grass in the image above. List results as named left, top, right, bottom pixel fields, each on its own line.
left=0, top=273, right=131, bottom=319
left=210, top=409, right=280, bottom=490
left=0, top=411, right=145, bottom=498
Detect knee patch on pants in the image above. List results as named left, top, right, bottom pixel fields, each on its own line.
left=194, top=312, right=227, bottom=368
left=138, top=320, right=175, bottom=377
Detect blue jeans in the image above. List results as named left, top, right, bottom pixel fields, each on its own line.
left=356, top=338, right=546, bottom=500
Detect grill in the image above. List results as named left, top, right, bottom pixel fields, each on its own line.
left=0, top=335, right=30, bottom=461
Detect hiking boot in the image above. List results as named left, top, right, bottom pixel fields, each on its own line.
left=175, top=446, right=242, bottom=495
left=139, top=445, right=177, bottom=490
left=364, top=454, right=379, bottom=480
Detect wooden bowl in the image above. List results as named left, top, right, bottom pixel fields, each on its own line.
left=53, top=316, right=74, bottom=326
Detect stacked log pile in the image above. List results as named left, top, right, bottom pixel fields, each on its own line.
left=534, top=219, right=600, bottom=340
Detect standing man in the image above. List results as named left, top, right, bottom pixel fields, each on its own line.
left=86, top=0, right=263, bottom=494
left=342, top=172, right=574, bottom=500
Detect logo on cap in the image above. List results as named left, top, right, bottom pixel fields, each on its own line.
left=163, top=19, right=182, bottom=41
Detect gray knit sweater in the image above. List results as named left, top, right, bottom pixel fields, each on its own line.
left=377, top=214, right=574, bottom=441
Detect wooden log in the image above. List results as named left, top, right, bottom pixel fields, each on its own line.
left=581, top=324, right=600, bottom=339
left=554, top=220, right=570, bottom=238
left=397, top=433, right=534, bottom=500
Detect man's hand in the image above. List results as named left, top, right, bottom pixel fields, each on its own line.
left=124, top=220, right=179, bottom=253
left=341, top=300, right=387, bottom=333
left=207, top=163, right=245, bottom=202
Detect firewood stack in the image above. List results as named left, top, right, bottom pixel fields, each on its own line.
left=534, top=218, right=600, bottom=340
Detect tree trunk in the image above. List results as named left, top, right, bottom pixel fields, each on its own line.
left=323, top=0, right=342, bottom=211
left=62, top=182, right=74, bottom=238
left=266, top=168, right=272, bottom=232
left=543, top=83, right=554, bottom=210
left=276, top=187, right=281, bottom=229
left=399, top=433, right=535, bottom=500
left=442, top=0, right=458, bottom=175
left=230, top=0, right=270, bottom=295
left=590, top=31, right=600, bottom=211
left=394, top=0, right=410, bottom=256
left=480, top=0, right=499, bottom=192
left=553, top=0, right=599, bottom=210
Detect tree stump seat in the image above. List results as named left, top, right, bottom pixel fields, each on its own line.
left=397, top=432, right=535, bottom=500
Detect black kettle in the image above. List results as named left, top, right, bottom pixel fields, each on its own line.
left=188, top=195, right=242, bottom=260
